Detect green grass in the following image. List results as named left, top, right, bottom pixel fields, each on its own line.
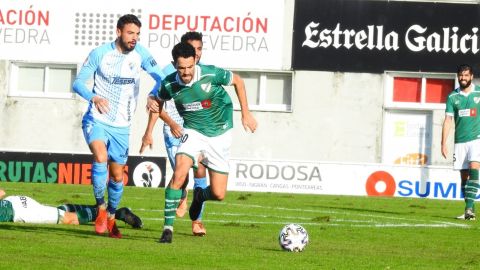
left=1, top=181, right=479, bottom=270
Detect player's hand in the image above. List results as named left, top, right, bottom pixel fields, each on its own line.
left=146, top=96, right=160, bottom=113
left=0, top=189, right=5, bottom=199
left=140, top=132, right=154, bottom=154
left=170, top=123, right=184, bottom=138
left=441, top=144, right=448, bottom=159
left=241, top=112, right=257, bottom=133
left=92, top=96, right=109, bottom=114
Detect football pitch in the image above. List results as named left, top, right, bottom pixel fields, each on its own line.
left=0, top=181, right=479, bottom=270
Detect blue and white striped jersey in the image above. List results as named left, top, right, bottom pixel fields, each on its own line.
left=160, top=63, right=184, bottom=135
left=73, top=41, right=164, bottom=127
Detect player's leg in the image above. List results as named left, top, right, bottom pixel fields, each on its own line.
left=83, top=120, right=109, bottom=233
left=190, top=171, right=228, bottom=220
left=104, top=128, right=129, bottom=238
left=454, top=142, right=471, bottom=219
left=57, top=204, right=97, bottom=224
left=465, top=164, right=480, bottom=220
left=106, top=162, right=124, bottom=238
left=193, top=162, right=208, bottom=219
left=165, top=133, right=190, bottom=218
left=189, top=130, right=231, bottom=233
left=6, top=196, right=77, bottom=224
left=456, top=170, right=469, bottom=219
left=57, top=203, right=143, bottom=228
left=464, top=140, right=480, bottom=220
left=160, top=153, right=193, bottom=243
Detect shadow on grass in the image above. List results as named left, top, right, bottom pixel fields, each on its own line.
left=0, top=223, right=162, bottom=241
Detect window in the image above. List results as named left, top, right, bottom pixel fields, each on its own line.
left=384, top=72, right=455, bottom=110
left=383, top=72, right=456, bottom=166
left=9, top=62, right=77, bottom=99
left=224, top=70, right=293, bottom=112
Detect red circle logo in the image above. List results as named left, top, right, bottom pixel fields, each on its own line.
left=365, top=171, right=396, bottom=196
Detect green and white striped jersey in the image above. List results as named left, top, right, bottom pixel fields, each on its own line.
left=157, top=64, right=234, bottom=137
left=445, top=84, right=480, bottom=143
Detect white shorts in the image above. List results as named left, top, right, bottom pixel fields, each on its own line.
left=5, top=196, right=64, bottom=224
left=453, top=139, right=480, bottom=170
left=177, top=128, right=232, bottom=174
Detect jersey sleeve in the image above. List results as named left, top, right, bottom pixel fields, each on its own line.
left=445, top=94, right=454, bottom=116
left=157, top=83, right=172, bottom=101
left=213, top=66, right=233, bottom=86
left=136, top=44, right=165, bottom=97
left=72, top=49, right=101, bottom=101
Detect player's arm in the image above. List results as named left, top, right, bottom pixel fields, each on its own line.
left=231, top=73, right=257, bottom=133
left=140, top=107, right=161, bottom=154
left=441, top=115, right=453, bottom=159
left=159, top=110, right=183, bottom=138
left=72, top=50, right=110, bottom=114
left=139, top=46, right=166, bottom=113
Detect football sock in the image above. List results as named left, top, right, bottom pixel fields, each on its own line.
left=92, top=162, right=108, bottom=206
left=75, top=208, right=95, bottom=224
left=57, top=204, right=97, bottom=223
left=194, top=177, right=208, bottom=220
left=107, top=179, right=124, bottom=215
left=465, top=169, right=480, bottom=210
left=460, top=178, right=474, bottom=211
left=164, top=187, right=182, bottom=227
left=194, top=177, right=208, bottom=189
left=195, top=186, right=213, bottom=202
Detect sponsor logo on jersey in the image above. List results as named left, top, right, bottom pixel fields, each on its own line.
left=112, top=77, right=135, bottom=85
left=183, top=99, right=212, bottom=111
left=458, top=108, right=477, bottom=117
left=474, top=97, right=480, bottom=104
left=148, top=57, right=157, bottom=67
left=183, top=102, right=203, bottom=111
left=201, top=99, right=212, bottom=108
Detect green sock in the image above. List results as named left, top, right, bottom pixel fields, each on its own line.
left=465, top=169, right=480, bottom=210
left=164, top=187, right=182, bottom=227
left=76, top=208, right=94, bottom=224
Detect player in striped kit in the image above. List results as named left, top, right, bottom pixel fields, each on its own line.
left=72, top=14, right=164, bottom=238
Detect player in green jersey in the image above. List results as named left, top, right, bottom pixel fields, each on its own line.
left=142, top=31, right=208, bottom=236
left=0, top=189, right=78, bottom=224
left=0, top=189, right=142, bottom=227
left=144, top=42, right=257, bottom=243
left=442, top=64, right=480, bottom=220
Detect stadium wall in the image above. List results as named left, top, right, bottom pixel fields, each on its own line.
left=1, top=0, right=479, bottom=199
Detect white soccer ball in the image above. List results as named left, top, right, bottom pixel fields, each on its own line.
left=278, top=223, right=309, bottom=252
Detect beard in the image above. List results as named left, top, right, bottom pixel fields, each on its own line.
left=459, top=79, right=472, bottom=90
left=118, top=39, right=135, bottom=53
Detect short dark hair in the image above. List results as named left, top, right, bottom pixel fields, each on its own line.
left=457, top=64, right=473, bottom=75
left=117, top=14, right=141, bottom=30
left=172, top=42, right=196, bottom=62
left=181, top=31, right=203, bottom=43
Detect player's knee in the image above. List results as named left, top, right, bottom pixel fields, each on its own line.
left=212, top=191, right=226, bottom=201
left=170, top=175, right=188, bottom=189
left=93, top=154, right=108, bottom=163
